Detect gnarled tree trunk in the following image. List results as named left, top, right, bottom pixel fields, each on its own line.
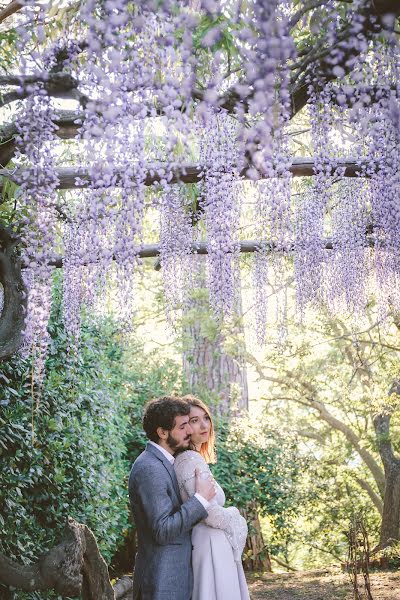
left=240, top=501, right=272, bottom=572
left=0, top=517, right=133, bottom=599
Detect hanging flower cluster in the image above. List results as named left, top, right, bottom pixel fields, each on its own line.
left=13, top=0, right=61, bottom=381
left=327, top=179, right=370, bottom=316
left=7, top=0, right=400, bottom=361
left=236, top=0, right=295, bottom=179
left=198, top=111, right=241, bottom=317
left=367, top=42, right=400, bottom=317
left=159, top=186, right=195, bottom=323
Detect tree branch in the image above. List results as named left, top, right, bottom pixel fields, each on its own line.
left=0, top=72, right=83, bottom=109
left=305, top=542, right=343, bottom=562
left=354, top=476, right=384, bottom=514
left=245, top=352, right=386, bottom=495
left=0, top=0, right=23, bottom=25
left=373, top=411, right=400, bottom=470
left=288, top=0, right=332, bottom=31
left=47, top=236, right=371, bottom=269
left=270, top=555, right=298, bottom=571
left=289, top=0, right=390, bottom=117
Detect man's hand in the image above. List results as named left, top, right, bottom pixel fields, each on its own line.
left=195, top=468, right=216, bottom=501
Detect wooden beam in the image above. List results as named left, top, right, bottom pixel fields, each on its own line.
left=0, top=158, right=371, bottom=193
left=0, top=0, right=23, bottom=24
left=49, top=236, right=375, bottom=268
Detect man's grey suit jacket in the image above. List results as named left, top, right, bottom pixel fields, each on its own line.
left=128, top=442, right=207, bottom=600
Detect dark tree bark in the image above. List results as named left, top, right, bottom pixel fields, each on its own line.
left=0, top=224, right=26, bottom=360
left=372, top=0, right=400, bottom=14
left=0, top=1, right=23, bottom=25
left=373, top=411, right=400, bottom=546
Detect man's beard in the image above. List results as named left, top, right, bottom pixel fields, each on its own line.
left=167, top=432, right=191, bottom=455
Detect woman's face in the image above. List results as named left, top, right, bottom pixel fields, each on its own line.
left=189, top=406, right=211, bottom=449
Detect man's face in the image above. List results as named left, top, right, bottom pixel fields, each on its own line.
left=165, top=415, right=193, bottom=454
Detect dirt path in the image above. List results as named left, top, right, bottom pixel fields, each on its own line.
left=247, top=569, right=400, bottom=600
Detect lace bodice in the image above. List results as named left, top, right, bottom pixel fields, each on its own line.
left=174, top=450, right=248, bottom=562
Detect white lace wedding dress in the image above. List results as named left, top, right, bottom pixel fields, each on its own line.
left=174, top=450, right=250, bottom=600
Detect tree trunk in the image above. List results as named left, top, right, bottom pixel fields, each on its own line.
left=379, top=464, right=400, bottom=545
left=240, top=501, right=272, bottom=572
left=374, top=412, right=400, bottom=546
left=182, top=258, right=248, bottom=416
left=0, top=224, right=26, bottom=360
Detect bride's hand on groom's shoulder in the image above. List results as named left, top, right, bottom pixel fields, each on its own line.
left=195, top=467, right=216, bottom=501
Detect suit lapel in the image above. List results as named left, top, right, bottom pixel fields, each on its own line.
left=146, top=442, right=181, bottom=499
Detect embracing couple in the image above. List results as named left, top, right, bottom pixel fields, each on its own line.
left=128, top=395, right=250, bottom=600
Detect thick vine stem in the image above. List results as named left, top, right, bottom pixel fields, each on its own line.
left=0, top=223, right=26, bottom=360
left=0, top=518, right=133, bottom=599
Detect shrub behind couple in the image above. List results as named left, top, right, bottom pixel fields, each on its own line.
left=129, top=395, right=250, bottom=600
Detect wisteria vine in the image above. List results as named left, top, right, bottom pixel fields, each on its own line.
left=4, top=0, right=400, bottom=368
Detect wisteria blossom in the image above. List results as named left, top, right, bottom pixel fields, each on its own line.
left=4, top=0, right=399, bottom=365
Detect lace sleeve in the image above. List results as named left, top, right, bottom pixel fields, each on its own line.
left=174, top=451, right=248, bottom=562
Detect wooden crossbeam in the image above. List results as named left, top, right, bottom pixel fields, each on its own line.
left=49, top=236, right=376, bottom=268
left=0, top=158, right=372, bottom=194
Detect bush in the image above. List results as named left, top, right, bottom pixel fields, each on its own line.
left=212, top=416, right=305, bottom=542
left=0, top=283, right=183, bottom=598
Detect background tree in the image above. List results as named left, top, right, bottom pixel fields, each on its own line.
left=244, top=296, right=400, bottom=555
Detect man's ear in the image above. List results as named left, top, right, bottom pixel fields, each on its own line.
left=156, top=426, right=168, bottom=441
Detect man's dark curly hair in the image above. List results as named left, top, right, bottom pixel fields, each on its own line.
left=142, top=396, right=190, bottom=442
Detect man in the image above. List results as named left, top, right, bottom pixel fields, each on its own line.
left=129, top=396, right=216, bottom=600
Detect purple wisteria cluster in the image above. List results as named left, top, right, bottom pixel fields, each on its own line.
left=199, top=111, right=241, bottom=317
left=159, top=187, right=194, bottom=324
left=327, top=180, right=370, bottom=316
left=14, top=2, right=60, bottom=382
left=9, top=0, right=400, bottom=363
left=291, top=6, right=400, bottom=325
left=294, top=82, right=334, bottom=316
left=367, top=42, right=400, bottom=317
left=236, top=0, right=294, bottom=179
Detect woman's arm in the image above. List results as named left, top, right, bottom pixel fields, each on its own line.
left=174, top=451, right=248, bottom=560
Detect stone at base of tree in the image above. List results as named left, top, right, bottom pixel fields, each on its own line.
left=113, top=575, right=134, bottom=599
left=0, top=517, right=134, bottom=599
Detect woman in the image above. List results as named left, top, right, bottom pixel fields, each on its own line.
left=174, top=395, right=250, bottom=600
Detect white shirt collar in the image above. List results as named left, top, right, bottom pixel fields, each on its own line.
left=149, top=440, right=175, bottom=464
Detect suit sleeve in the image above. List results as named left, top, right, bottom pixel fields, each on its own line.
left=129, top=462, right=207, bottom=545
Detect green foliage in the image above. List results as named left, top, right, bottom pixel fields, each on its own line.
left=0, top=30, right=18, bottom=70
left=0, top=278, right=184, bottom=598
left=0, top=302, right=132, bottom=570
left=246, top=299, right=400, bottom=567
left=192, top=14, right=241, bottom=57
left=212, top=416, right=305, bottom=542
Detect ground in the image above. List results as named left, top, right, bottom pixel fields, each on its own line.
left=247, top=569, right=400, bottom=600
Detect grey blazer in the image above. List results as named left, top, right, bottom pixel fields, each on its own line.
left=128, top=442, right=207, bottom=600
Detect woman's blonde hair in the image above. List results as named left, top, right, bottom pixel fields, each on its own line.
left=182, top=395, right=216, bottom=464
